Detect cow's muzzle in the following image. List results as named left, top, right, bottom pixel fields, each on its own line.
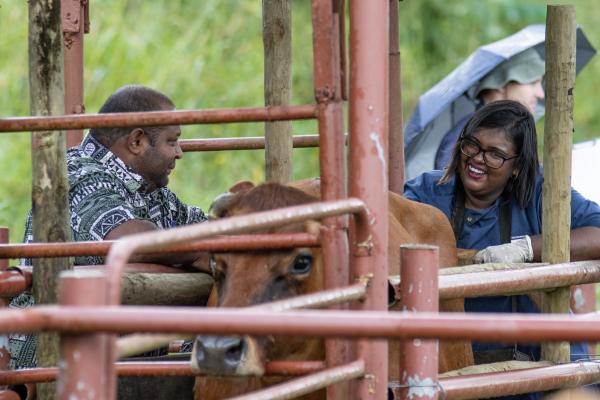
left=191, top=335, right=265, bottom=376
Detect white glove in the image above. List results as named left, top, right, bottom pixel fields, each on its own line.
left=473, top=235, right=533, bottom=264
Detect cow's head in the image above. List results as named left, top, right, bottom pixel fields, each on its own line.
left=191, top=182, right=324, bottom=376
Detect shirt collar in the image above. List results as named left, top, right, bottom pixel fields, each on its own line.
left=78, top=133, right=150, bottom=193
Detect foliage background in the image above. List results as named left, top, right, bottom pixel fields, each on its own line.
left=0, top=0, right=598, bottom=250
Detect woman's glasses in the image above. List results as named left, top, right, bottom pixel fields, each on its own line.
left=460, top=138, right=517, bottom=169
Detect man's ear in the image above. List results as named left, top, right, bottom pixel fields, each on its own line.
left=126, top=128, right=148, bottom=155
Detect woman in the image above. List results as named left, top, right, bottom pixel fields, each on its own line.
left=404, top=100, right=600, bottom=372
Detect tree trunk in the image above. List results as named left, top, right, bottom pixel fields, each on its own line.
left=263, top=0, right=292, bottom=183
left=29, top=1, right=72, bottom=398
left=541, top=5, right=576, bottom=364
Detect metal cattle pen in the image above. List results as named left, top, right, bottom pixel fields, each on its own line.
left=0, top=2, right=599, bottom=400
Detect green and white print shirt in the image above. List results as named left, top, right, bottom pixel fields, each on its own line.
left=9, top=133, right=207, bottom=369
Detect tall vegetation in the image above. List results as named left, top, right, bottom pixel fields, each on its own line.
left=0, top=0, right=598, bottom=250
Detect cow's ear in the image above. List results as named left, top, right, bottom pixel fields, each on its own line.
left=209, top=181, right=254, bottom=219
left=208, top=192, right=236, bottom=219
left=229, top=180, right=255, bottom=193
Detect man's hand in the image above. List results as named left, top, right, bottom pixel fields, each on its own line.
left=473, top=235, right=533, bottom=264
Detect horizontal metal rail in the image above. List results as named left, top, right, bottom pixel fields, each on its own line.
left=440, top=361, right=600, bottom=399
left=2, top=307, right=600, bottom=342
left=0, top=361, right=326, bottom=385
left=180, top=135, right=320, bottom=151
left=179, top=134, right=348, bottom=152
left=438, top=260, right=600, bottom=299
left=254, top=282, right=367, bottom=311
left=0, top=233, right=319, bottom=259
left=105, top=199, right=370, bottom=306
left=228, top=359, right=365, bottom=400
left=116, top=282, right=367, bottom=357
left=0, top=104, right=318, bottom=132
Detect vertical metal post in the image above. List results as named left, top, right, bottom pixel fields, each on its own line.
left=399, top=245, right=439, bottom=400
left=57, top=270, right=108, bottom=400
left=311, top=1, right=349, bottom=399
left=349, top=0, right=389, bottom=398
left=61, top=0, right=87, bottom=147
left=388, top=0, right=404, bottom=194
left=0, top=227, right=9, bottom=391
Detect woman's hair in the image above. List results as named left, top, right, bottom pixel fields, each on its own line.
left=439, top=100, right=539, bottom=208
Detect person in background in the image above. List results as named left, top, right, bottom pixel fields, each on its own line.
left=9, top=84, right=208, bottom=369
left=435, top=48, right=545, bottom=170
left=405, top=100, right=600, bottom=400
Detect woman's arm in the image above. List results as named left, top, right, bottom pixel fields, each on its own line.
left=530, top=226, right=600, bottom=262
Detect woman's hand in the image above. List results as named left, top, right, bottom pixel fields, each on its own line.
left=473, top=235, right=533, bottom=263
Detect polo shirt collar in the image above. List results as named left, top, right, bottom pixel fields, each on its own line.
left=78, top=134, right=150, bottom=193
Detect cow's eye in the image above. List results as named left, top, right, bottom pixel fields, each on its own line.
left=290, top=253, right=312, bottom=275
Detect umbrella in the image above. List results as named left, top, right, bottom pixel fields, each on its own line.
left=404, top=24, right=596, bottom=180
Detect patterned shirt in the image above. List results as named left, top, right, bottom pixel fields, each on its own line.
left=9, top=133, right=207, bottom=369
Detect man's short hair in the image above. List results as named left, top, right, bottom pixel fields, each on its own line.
left=90, top=85, right=175, bottom=146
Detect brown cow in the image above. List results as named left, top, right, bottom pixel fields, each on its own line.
left=192, top=180, right=473, bottom=399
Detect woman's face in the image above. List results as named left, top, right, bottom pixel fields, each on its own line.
left=459, top=127, right=519, bottom=208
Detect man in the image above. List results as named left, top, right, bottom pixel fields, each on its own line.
left=435, top=48, right=545, bottom=170
left=9, top=85, right=208, bottom=368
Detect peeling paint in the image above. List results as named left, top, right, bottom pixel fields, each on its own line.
left=369, top=131, right=387, bottom=187
left=407, top=375, right=437, bottom=399
left=573, top=287, right=585, bottom=310
left=408, top=283, right=413, bottom=293
left=413, top=338, right=422, bottom=347
left=0, top=335, right=8, bottom=350
left=40, top=163, right=53, bottom=190
left=73, top=350, right=81, bottom=361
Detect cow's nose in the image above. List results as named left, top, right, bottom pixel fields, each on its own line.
left=194, top=335, right=246, bottom=375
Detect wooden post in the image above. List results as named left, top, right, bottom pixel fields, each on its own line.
left=388, top=0, right=404, bottom=194
left=29, top=1, right=73, bottom=398
left=541, top=5, right=576, bottom=363
left=263, top=0, right=293, bottom=183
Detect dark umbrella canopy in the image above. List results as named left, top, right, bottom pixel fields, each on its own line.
left=404, top=24, right=596, bottom=180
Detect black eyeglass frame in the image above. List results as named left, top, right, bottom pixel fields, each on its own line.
left=459, top=138, right=518, bottom=169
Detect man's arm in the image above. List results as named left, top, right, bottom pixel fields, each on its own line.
left=105, top=219, right=210, bottom=268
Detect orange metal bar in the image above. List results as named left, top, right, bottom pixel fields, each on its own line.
left=179, top=135, right=327, bottom=152
left=3, top=307, right=600, bottom=342
left=439, top=362, right=600, bottom=399
left=348, top=0, right=390, bottom=398
left=0, top=233, right=319, bottom=259
left=227, top=359, right=365, bottom=400
left=61, top=0, right=86, bottom=146
left=0, top=105, right=318, bottom=133
left=58, top=271, right=108, bottom=400
left=0, top=361, right=326, bottom=385
left=398, top=245, right=439, bottom=400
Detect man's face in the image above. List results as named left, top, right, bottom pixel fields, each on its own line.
left=138, top=125, right=182, bottom=191
left=503, top=80, right=544, bottom=114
